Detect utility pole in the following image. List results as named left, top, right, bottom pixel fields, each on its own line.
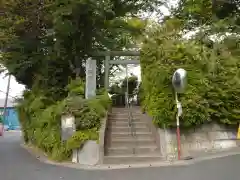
left=3, top=74, right=11, bottom=130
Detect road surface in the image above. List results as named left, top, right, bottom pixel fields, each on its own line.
left=0, top=131, right=240, bottom=180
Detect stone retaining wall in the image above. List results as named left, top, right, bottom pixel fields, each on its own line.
left=62, top=112, right=108, bottom=165
left=158, top=123, right=239, bottom=160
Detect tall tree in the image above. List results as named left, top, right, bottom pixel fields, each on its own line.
left=0, top=0, right=163, bottom=99
left=170, top=0, right=240, bottom=30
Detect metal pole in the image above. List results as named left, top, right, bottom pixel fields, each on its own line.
left=175, top=92, right=181, bottom=160
left=104, top=55, right=110, bottom=90
left=3, top=74, right=11, bottom=131
left=125, top=65, right=129, bottom=108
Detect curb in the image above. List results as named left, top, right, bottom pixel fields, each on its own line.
left=21, top=144, right=240, bottom=170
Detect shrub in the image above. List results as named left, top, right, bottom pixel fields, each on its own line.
left=17, top=80, right=111, bottom=161
left=63, top=92, right=111, bottom=130
left=121, top=75, right=138, bottom=96
left=66, top=128, right=99, bottom=150
left=140, top=24, right=240, bottom=128
left=109, top=75, right=139, bottom=106
left=66, top=78, right=85, bottom=97
left=111, top=94, right=126, bottom=106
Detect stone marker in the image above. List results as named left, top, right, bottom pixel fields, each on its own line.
left=61, top=115, right=76, bottom=141
left=85, top=58, right=96, bottom=99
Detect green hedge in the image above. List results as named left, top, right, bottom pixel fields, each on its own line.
left=17, top=80, right=111, bottom=161
left=109, top=75, right=139, bottom=106
left=140, top=26, right=240, bottom=128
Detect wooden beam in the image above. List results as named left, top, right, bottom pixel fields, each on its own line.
left=109, top=60, right=140, bottom=64
left=91, top=51, right=140, bottom=57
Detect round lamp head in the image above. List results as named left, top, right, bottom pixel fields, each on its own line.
left=172, top=68, right=187, bottom=93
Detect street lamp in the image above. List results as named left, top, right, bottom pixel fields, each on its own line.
left=172, top=68, right=187, bottom=160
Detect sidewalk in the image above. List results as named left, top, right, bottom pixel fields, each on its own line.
left=0, top=130, right=22, bottom=140
left=5, top=129, right=240, bottom=170
left=22, top=141, right=240, bottom=170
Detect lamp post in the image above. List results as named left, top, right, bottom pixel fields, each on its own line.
left=172, top=68, right=187, bottom=160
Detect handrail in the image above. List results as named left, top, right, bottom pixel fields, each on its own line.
left=127, top=96, right=137, bottom=155
left=125, top=93, right=137, bottom=136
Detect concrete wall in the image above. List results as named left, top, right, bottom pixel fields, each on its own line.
left=158, top=123, right=239, bottom=160
left=62, top=112, right=108, bottom=165
left=73, top=111, right=108, bottom=165
left=72, top=140, right=100, bottom=165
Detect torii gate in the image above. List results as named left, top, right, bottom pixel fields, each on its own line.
left=85, top=51, right=140, bottom=99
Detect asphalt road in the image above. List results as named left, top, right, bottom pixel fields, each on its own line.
left=1, top=131, right=240, bottom=180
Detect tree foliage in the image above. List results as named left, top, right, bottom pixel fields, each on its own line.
left=109, top=75, right=138, bottom=95
left=0, top=0, right=165, bottom=160
left=0, top=0, right=163, bottom=99
left=109, top=75, right=138, bottom=106
left=140, top=20, right=240, bottom=128
left=169, top=0, right=240, bottom=32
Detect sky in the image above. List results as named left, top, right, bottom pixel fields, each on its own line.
left=0, top=71, right=25, bottom=99
left=112, top=1, right=177, bottom=83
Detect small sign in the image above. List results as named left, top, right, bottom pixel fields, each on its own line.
left=64, top=116, right=75, bottom=128
left=61, top=115, right=76, bottom=141
left=176, top=101, right=182, bottom=117
left=237, top=124, right=240, bottom=139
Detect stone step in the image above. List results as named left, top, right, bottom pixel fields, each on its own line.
left=108, top=136, right=155, bottom=143
left=108, top=118, right=143, bottom=122
left=108, top=126, right=150, bottom=133
left=103, top=107, right=160, bottom=165
left=110, top=132, right=153, bottom=139
left=110, top=110, right=141, bottom=113
left=108, top=116, right=142, bottom=121
left=111, top=108, right=142, bottom=113
left=109, top=121, right=147, bottom=126
left=109, top=111, right=142, bottom=115
left=103, top=155, right=163, bottom=164
left=108, top=138, right=155, bottom=147
left=109, top=123, right=148, bottom=128
left=105, top=146, right=159, bottom=156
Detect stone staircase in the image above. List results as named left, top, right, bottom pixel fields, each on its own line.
left=104, top=107, right=163, bottom=164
